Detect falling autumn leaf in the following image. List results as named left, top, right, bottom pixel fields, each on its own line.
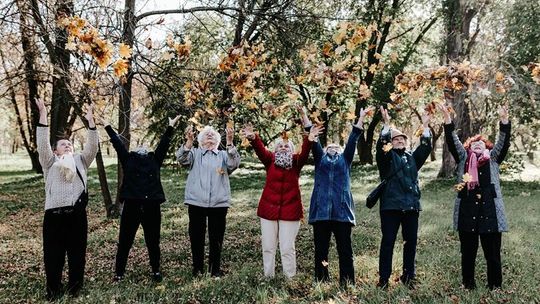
left=145, top=37, right=153, bottom=50
left=118, top=43, right=132, bottom=59
left=112, top=59, right=129, bottom=77
left=382, top=143, right=393, bottom=153
left=321, top=260, right=329, bottom=267
left=462, top=173, right=472, bottom=183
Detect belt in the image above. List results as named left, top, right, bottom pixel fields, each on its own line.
left=46, top=206, right=75, bottom=215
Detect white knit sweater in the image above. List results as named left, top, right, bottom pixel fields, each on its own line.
left=37, top=126, right=99, bottom=210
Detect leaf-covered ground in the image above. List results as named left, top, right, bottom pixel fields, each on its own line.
left=0, top=154, right=539, bottom=303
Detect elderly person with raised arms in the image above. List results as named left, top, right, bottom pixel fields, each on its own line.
left=439, top=100, right=511, bottom=290
left=375, top=106, right=432, bottom=289
left=301, top=106, right=374, bottom=286
left=35, top=98, right=98, bottom=300
left=176, top=124, right=240, bottom=277
left=240, top=111, right=323, bottom=279
left=105, top=115, right=181, bottom=283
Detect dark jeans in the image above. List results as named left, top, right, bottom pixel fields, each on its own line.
left=188, top=205, right=228, bottom=276
left=313, top=221, right=355, bottom=285
left=378, top=210, right=419, bottom=282
left=115, top=201, right=161, bottom=276
left=43, top=208, right=88, bottom=299
left=459, top=231, right=502, bottom=289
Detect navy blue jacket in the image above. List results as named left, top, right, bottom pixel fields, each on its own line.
left=308, top=126, right=362, bottom=225
left=105, top=125, right=173, bottom=203
left=375, top=129, right=432, bottom=211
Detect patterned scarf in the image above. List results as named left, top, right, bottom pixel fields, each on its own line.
left=465, top=149, right=490, bottom=190
left=55, top=153, right=76, bottom=182
left=274, top=151, right=293, bottom=169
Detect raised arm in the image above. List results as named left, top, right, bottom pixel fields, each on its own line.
left=80, top=105, right=99, bottom=168
left=438, top=102, right=466, bottom=162
left=105, top=125, right=130, bottom=163
left=241, top=123, right=273, bottom=166
left=176, top=125, right=195, bottom=167
left=412, top=111, right=432, bottom=170
left=154, top=115, right=180, bottom=166
left=490, top=105, right=511, bottom=164
left=35, top=98, right=55, bottom=169
left=344, top=106, right=372, bottom=165
left=375, top=106, right=392, bottom=168
left=225, top=126, right=241, bottom=172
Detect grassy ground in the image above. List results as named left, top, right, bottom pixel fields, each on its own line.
left=0, top=153, right=539, bottom=304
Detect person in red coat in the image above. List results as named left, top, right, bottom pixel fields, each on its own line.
left=241, top=120, right=322, bottom=278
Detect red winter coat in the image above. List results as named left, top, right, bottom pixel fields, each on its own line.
left=250, top=134, right=312, bottom=221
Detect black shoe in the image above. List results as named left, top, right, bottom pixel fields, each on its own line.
left=462, top=280, right=476, bottom=290
left=210, top=271, right=224, bottom=278
left=151, top=272, right=163, bottom=283
left=376, top=279, right=389, bottom=289
left=400, top=275, right=417, bottom=290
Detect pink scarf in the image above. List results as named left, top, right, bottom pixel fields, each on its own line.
left=465, top=149, right=490, bottom=190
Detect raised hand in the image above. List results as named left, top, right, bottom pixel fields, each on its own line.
left=168, top=115, right=181, bottom=127
left=84, top=104, right=95, bottom=128
left=240, top=123, right=255, bottom=140
left=355, top=105, right=375, bottom=128
left=308, top=125, right=324, bottom=142
left=421, top=111, right=431, bottom=128
left=380, top=105, right=390, bottom=126
left=34, top=98, right=48, bottom=125
left=498, top=104, right=509, bottom=124
left=295, top=104, right=311, bottom=127
left=184, top=125, right=195, bottom=149
left=437, top=102, right=452, bottom=124
left=225, top=126, right=234, bottom=145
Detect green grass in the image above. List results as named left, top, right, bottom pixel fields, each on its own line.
left=0, top=154, right=539, bottom=303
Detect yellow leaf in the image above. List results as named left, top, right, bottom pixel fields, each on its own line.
left=118, top=43, right=132, bottom=59
left=495, top=71, right=505, bottom=82
left=462, top=173, right=472, bottom=183
left=382, top=143, right=393, bottom=153
left=241, top=137, right=250, bottom=148
left=246, top=101, right=258, bottom=110
left=112, top=59, right=129, bottom=77
left=321, top=260, right=329, bottom=267
left=83, top=79, right=97, bottom=88
left=454, top=183, right=465, bottom=192
left=344, top=110, right=356, bottom=120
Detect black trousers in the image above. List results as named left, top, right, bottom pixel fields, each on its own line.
left=379, top=210, right=419, bottom=282
left=115, top=201, right=161, bottom=276
left=43, top=208, right=87, bottom=299
left=459, top=231, right=502, bottom=289
left=313, top=221, right=355, bottom=284
left=188, top=205, right=228, bottom=276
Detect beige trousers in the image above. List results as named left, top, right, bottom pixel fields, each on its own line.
left=260, top=218, right=301, bottom=278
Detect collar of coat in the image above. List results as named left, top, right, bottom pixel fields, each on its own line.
left=203, top=148, right=219, bottom=155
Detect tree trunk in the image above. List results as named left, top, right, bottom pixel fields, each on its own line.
left=13, top=0, right=42, bottom=173
left=438, top=0, right=478, bottom=178
left=357, top=115, right=380, bottom=164
left=49, top=0, right=75, bottom=144
left=114, top=0, right=136, bottom=213
left=95, top=144, right=118, bottom=218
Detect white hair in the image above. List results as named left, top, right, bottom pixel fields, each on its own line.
left=273, top=138, right=295, bottom=152
left=197, top=126, right=221, bottom=148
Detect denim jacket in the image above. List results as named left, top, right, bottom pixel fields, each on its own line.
left=308, top=126, right=362, bottom=225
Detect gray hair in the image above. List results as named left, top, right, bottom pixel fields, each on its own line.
left=197, top=126, right=221, bottom=147
left=273, top=138, right=295, bottom=152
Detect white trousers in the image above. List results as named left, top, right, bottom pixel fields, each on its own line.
left=260, top=218, right=300, bottom=278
